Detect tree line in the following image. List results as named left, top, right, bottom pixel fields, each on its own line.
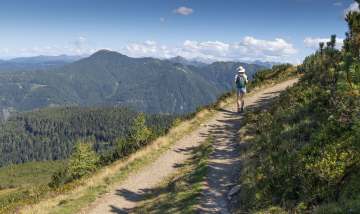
left=0, top=105, right=181, bottom=167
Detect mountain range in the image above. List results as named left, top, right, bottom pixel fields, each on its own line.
left=249, top=60, right=282, bottom=69
left=7, top=54, right=89, bottom=63
left=0, top=61, right=69, bottom=73
left=0, top=54, right=280, bottom=72
left=0, top=50, right=267, bottom=119
left=0, top=54, right=89, bottom=73
left=168, top=56, right=209, bottom=67
left=166, top=56, right=281, bottom=69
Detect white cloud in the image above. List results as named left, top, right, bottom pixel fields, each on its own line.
left=339, top=2, right=360, bottom=19
left=7, top=38, right=98, bottom=57
left=120, top=37, right=298, bottom=63
left=302, top=37, right=344, bottom=50
left=159, top=18, right=171, bottom=23
left=144, top=40, right=156, bottom=46
left=30, top=45, right=59, bottom=54
left=65, top=37, right=98, bottom=54
left=239, top=37, right=297, bottom=56
left=2, top=48, right=9, bottom=53
left=74, top=37, right=86, bottom=48
left=172, top=7, right=194, bottom=16
left=333, top=2, right=342, bottom=6
left=1, top=37, right=298, bottom=63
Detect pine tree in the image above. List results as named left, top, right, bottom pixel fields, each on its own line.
left=69, top=140, right=97, bottom=178
left=131, top=112, right=150, bottom=148
left=344, top=7, right=360, bottom=62
left=9, top=161, right=13, bottom=175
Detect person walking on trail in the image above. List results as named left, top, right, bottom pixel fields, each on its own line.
left=235, top=66, right=248, bottom=113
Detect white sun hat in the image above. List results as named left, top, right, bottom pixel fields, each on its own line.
left=237, top=66, right=245, bottom=73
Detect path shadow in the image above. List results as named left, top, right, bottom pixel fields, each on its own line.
left=108, top=205, right=131, bottom=213
left=173, top=146, right=197, bottom=154
left=115, top=188, right=151, bottom=202
left=246, top=91, right=283, bottom=111
left=263, top=90, right=284, bottom=94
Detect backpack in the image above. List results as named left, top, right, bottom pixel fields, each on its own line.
left=236, top=75, right=246, bottom=88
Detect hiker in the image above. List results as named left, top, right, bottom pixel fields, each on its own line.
left=235, top=66, right=248, bottom=113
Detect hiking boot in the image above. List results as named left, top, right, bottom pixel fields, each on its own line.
left=240, top=108, right=244, bottom=113
left=237, top=108, right=241, bottom=113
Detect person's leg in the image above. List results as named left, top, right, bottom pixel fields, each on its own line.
left=240, top=87, right=247, bottom=112
left=236, top=88, right=241, bottom=112
left=241, top=93, right=245, bottom=112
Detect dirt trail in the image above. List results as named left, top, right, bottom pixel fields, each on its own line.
left=82, top=78, right=298, bottom=214
left=197, top=78, right=298, bottom=213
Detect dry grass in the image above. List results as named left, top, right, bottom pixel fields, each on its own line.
left=236, top=122, right=257, bottom=171
left=0, top=187, right=20, bottom=196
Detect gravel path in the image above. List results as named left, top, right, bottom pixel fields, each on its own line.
left=82, top=79, right=298, bottom=214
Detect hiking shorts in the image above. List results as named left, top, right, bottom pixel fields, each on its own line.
left=236, top=87, right=246, bottom=94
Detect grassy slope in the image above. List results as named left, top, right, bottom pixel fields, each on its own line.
left=236, top=63, right=360, bottom=213
left=0, top=160, right=64, bottom=192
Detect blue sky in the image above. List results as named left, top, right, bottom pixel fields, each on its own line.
left=0, top=0, right=359, bottom=64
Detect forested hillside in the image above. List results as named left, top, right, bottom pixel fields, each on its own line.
left=0, top=51, right=266, bottom=119
left=0, top=106, right=180, bottom=167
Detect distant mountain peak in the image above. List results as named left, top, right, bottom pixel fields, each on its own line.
left=90, top=50, right=129, bottom=59
left=168, top=55, right=209, bottom=67
left=249, top=60, right=282, bottom=69
left=171, top=55, right=186, bottom=60
left=169, top=55, right=185, bottom=60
